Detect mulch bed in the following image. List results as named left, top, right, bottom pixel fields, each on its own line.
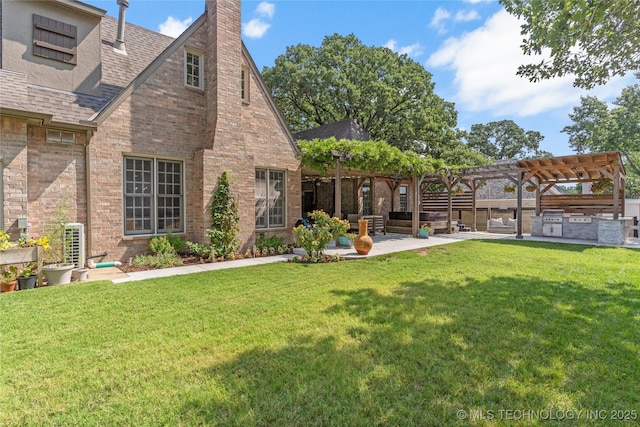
left=118, top=255, right=210, bottom=273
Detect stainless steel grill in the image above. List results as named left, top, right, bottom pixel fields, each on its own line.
left=542, top=209, right=564, bottom=236
left=542, top=209, right=564, bottom=223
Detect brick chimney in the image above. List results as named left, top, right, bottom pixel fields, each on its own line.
left=204, top=0, right=243, bottom=151
left=199, top=0, right=252, bottom=247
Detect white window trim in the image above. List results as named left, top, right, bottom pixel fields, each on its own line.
left=123, top=155, right=185, bottom=236
left=184, top=49, right=204, bottom=90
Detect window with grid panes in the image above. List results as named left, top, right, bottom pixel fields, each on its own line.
left=185, top=50, right=203, bottom=89
left=124, top=157, right=184, bottom=235
left=255, top=169, right=286, bottom=228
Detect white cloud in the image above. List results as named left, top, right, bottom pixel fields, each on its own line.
left=256, top=2, right=275, bottom=19
left=430, top=7, right=451, bottom=34
left=242, top=2, right=275, bottom=39
left=455, top=10, right=480, bottom=22
left=242, top=18, right=271, bottom=39
left=384, top=39, right=398, bottom=50
left=384, top=39, right=423, bottom=58
left=158, top=16, right=193, bottom=38
left=426, top=9, right=627, bottom=118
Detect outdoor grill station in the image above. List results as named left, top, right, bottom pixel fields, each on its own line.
left=463, top=151, right=633, bottom=246
left=521, top=152, right=632, bottom=245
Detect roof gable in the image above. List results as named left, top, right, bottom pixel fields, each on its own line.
left=294, top=118, right=371, bottom=141
left=93, top=13, right=206, bottom=122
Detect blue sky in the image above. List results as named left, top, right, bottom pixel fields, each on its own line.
left=91, top=0, right=634, bottom=157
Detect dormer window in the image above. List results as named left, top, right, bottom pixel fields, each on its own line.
left=185, top=49, right=203, bottom=90
left=33, top=14, right=77, bottom=65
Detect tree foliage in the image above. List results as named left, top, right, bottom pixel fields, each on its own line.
left=462, top=120, right=551, bottom=160
left=297, top=138, right=442, bottom=177
left=562, top=74, right=640, bottom=196
left=262, top=33, right=458, bottom=153
left=501, top=0, right=640, bottom=89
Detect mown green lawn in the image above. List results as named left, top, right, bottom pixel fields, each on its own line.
left=1, top=240, right=639, bottom=426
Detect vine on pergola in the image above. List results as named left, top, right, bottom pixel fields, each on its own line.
left=297, top=138, right=442, bottom=178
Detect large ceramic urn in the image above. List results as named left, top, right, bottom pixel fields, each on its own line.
left=353, top=219, right=373, bottom=255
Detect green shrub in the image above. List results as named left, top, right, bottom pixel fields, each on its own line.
left=166, top=232, right=186, bottom=253
left=185, top=241, right=212, bottom=258
left=256, top=233, right=286, bottom=251
left=293, top=210, right=349, bottom=262
left=132, top=253, right=183, bottom=269
left=207, top=171, right=240, bottom=258
left=149, top=236, right=176, bottom=255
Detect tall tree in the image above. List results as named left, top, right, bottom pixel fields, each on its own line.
left=501, top=0, right=640, bottom=89
left=262, top=33, right=458, bottom=153
left=562, top=75, right=640, bottom=196
left=462, top=120, right=551, bottom=160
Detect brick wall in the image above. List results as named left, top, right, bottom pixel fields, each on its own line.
left=1, top=116, right=28, bottom=235
left=88, top=23, right=208, bottom=261
left=1, top=115, right=87, bottom=244
left=85, top=0, right=300, bottom=261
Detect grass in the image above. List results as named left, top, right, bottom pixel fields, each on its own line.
left=1, top=239, right=639, bottom=426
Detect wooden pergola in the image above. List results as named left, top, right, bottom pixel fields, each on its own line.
left=460, top=151, right=626, bottom=238
left=303, top=151, right=626, bottom=239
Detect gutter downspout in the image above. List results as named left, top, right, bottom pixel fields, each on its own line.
left=85, top=133, right=93, bottom=267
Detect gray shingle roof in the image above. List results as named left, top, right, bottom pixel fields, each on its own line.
left=294, top=118, right=371, bottom=141
left=100, top=16, right=174, bottom=100
left=0, top=14, right=173, bottom=125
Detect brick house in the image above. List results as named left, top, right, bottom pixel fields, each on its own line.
left=0, top=0, right=301, bottom=264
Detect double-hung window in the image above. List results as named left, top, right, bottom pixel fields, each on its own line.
left=124, top=156, right=184, bottom=235
left=185, top=50, right=203, bottom=89
left=255, top=169, right=285, bottom=228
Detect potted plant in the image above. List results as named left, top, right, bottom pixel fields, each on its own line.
left=418, top=225, right=432, bottom=239
left=590, top=178, right=613, bottom=195
left=525, top=183, right=537, bottom=192
left=42, top=196, right=75, bottom=285
left=17, top=264, right=37, bottom=290
left=1, top=265, right=19, bottom=293
left=503, top=184, right=516, bottom=193
left=337, top=233, right=355, bottom=247
left=0, top=230, right=17, bottom=251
